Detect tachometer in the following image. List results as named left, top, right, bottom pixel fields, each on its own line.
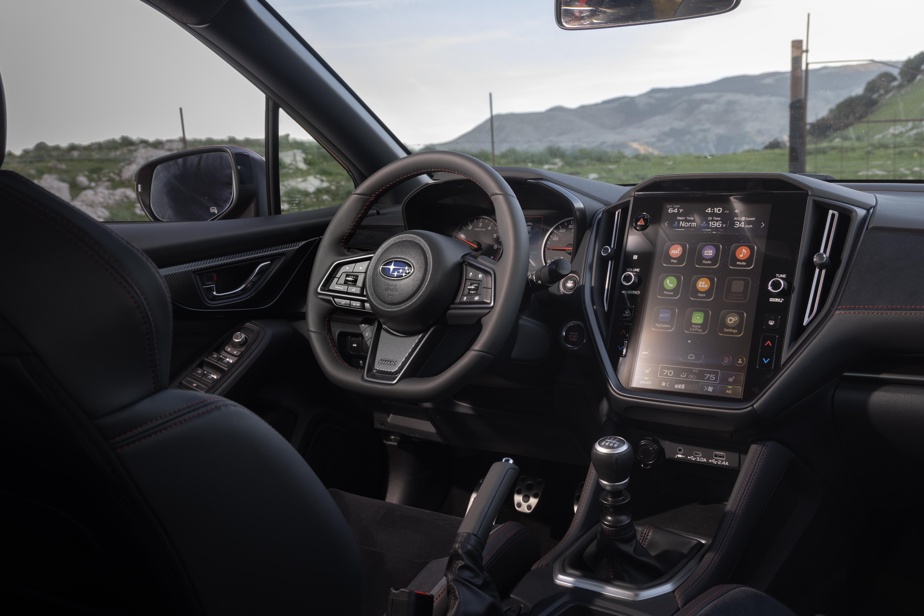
left=453, top=216, right=503, bottom=261
left=542, top=218, right=575, bottom=264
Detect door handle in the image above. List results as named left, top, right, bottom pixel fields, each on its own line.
left=203, top=261, right=272, bottom=299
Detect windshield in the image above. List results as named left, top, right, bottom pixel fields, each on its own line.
left=277, top=0, right=923, bottom=183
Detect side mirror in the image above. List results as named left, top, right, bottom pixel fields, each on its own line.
left=556, top=0, right=740, bottom=30
left=134, top=146, right=267, bottom=222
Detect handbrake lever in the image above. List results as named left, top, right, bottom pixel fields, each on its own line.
left=458, top=458, right=519, bottom=542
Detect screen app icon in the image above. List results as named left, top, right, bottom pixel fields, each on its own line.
left=690, top=276, right=716, bottom=300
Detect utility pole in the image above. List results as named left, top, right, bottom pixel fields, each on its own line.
left=789, top=39, right=806, bottom=173
left=488, top=92, right=497, bottom=167
left=489, top=93, right=496, bottom=167
left=179, top=107, right=188, bottom=150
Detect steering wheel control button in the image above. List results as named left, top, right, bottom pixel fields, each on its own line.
left=560, top=321, right=587, bottom=350
left=322, top=258, right=374, bottom=304
left=457, top=264, right=494, bottom=305
left=757, top=334, right=778, bottom=370
left=632, top=213, right=651, bottom=231
left=662, top=242, right=688, bottom=266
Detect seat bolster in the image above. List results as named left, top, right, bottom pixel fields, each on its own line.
left=677, top=584, right=795, bottom=616
left=103, top=389, right=362, bottom=615
left=1, top=170, right=173, bottom=416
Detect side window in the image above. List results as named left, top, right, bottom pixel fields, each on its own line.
left=1, top=1, right=354, bottom=221
left=278, top=112, right=356, bottom=214
left=0, top=1, right=265, bottom=221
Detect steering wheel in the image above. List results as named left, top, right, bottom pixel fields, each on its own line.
left=306, top=151, right=529, bottom=401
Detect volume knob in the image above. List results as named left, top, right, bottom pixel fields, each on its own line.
left=620, top=271, right=641, bottom=289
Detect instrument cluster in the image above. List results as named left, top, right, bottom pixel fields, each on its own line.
left=403, top=178, right=583, bottom=275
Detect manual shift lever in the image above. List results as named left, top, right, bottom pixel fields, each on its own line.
left=592, top=436, right=633, bottom=490
left=591, top=436, right=637, bottom=540
left=583, top=435, right=701, bottom=585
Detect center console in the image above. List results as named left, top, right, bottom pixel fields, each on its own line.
left=605, top=181, right=808, bottom=403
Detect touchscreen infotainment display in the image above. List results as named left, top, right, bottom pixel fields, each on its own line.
left=627, top=199, right=770, bottom=399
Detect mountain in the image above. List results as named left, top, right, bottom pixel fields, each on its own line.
left=435, top=64, right=893, bottom=156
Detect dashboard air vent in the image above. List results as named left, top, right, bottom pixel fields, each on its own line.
left=800, top=200, right=849, bottom=330
left=603, top=208, right=622, bottom=313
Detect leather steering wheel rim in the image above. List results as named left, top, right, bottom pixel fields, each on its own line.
left=306, top=151, right=529, bottom=401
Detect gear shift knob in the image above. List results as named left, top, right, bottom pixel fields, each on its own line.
left=591, top=436, right=633, bottom=492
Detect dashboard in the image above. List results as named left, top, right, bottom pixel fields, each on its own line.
left=353, top=168, right=924, bottom=463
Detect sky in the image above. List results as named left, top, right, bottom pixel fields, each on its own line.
left=1, top=0, right=923, bottom=153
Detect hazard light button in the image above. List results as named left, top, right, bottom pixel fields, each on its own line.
left=632, top=213, right=651, bottom=231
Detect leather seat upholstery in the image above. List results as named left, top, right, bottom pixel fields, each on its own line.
left=0, top=70, right=364, bottom=614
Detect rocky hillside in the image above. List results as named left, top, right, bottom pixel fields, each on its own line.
left=436, top=64, right=892, bottom=156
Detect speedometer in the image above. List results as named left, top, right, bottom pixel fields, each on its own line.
left=542, top=218, right=575, bottom=265
left=453, top=216, right=503, bottom=261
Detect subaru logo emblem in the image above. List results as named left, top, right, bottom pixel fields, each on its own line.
left=380, top=259, right=414, bottom=279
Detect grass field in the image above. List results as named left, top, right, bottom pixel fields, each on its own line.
left=4, top=80, right=924, bottom=221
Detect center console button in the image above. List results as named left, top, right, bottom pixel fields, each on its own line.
left=632, top=213, right=651, bottom=231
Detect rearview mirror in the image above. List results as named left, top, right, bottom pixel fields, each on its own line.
left=134, top=146, right=266, bottom=221
left=556, top=0, right=740, bottom=30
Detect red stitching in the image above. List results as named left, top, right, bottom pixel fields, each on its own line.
left=484, top=523, right=519, bottom=566
left=108, top=397, right=217, bottom=442
left=678, top=444, right=768, bottom=600
left=638, top=524, right=654, bottom=547
left=839, top=305, right=924, bottom=309
left=678, top=584, right=742, bottom=615
left=113, top=402, right=233, bottom=451
left=534, top=466, right=596, bottom=570
left=836, top=311, right=924, bottom=316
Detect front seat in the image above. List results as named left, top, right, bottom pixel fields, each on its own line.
left=0, top=73, right=535, bottom=615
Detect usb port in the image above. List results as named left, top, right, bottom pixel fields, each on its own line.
left=713, top=451, right=726, bottom=461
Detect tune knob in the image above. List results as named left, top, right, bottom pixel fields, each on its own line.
left=767, top=277, right=788, bottom=295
